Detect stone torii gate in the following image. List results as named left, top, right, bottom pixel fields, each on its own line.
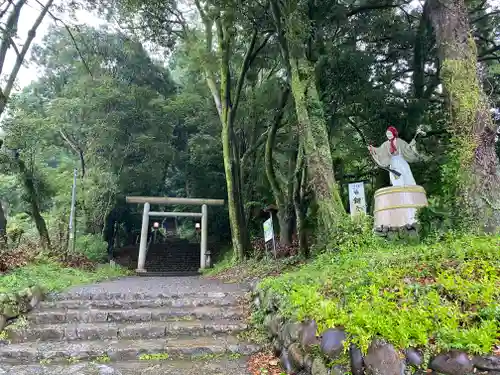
left=126, top=196, right=225, bottom=273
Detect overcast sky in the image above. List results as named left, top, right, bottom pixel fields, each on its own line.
left=1, top=0, right=108, bottom=92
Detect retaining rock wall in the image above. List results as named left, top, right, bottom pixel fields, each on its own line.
left=0, top=286, right=43, bottom=333
left=253, top=287, right=500, bottom=375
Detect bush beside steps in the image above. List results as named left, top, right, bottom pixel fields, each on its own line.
left=254, top=287, right=500, bottom=375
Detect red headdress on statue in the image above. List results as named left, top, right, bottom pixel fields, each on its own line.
left=387, top=126, right=398, bottom=154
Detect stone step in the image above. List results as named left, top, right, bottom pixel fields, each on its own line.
left=46, top=291, right=244, bottom=301
left=135, top=271, right=201, bottom=277
left=0, top=357, right=251, bottom=375
left=27, top=306, right=247, bottom=324
left=40, top=295, right=241, bottom=310
left=5, top=320, right=248, bottom=343
left=0, top=336, right=260, bottom=364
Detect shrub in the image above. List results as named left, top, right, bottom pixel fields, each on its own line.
left=0, top=260, right=129, bottom=293
left=75, top=234, right=108, bottom=262
left=258, top=233, right=500, bottom=355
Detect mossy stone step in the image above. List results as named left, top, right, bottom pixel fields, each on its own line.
left=5, top=319, right=248, bottom=343
left=45, top=291, right=240, bottom=301
left=27, top=306, right=246, bottom=324
left=0, top=336, right=260, bottom=364
left=0, top=357, right=251, bottom=375
left=40, top=295, right=241, bottom=309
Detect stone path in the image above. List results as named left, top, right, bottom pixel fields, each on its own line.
left=0, top=276, right=260, bottom=374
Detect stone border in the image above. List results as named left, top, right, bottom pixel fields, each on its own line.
left=0, top=286, right=44, bottom=334
left=253, top=286, right=500, bottom=375
left=374, top=223, right=419, bottom=241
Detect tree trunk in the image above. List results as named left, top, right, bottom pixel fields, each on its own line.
left=218, top=28, right=249, bottom=259
left=289, top=56, right=345, bottom=237
left=0, top=200, right=7, bottom=248
left=264, top=85, right=297, bottom=246
left=428, top=0, right=500, bottom=232
left=18, top=158, right=51, bottom=248
left=294, top=144, right=308, bottom=257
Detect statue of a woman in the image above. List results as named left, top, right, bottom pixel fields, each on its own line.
left=368, top=126, right=425, bottom=186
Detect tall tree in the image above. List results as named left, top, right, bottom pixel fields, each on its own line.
left=99, top=0, right=273, bottom=259
left=0, top=0, right=55, bottom=247
left=428, top=0, right=500, bottom=232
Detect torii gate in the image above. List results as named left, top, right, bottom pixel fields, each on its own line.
left=126, top=196, right=225, bottom=273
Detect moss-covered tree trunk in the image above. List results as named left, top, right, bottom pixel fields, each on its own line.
left=270, top=0, right=346, bottom=239
left=17, top=158, right=51, bottom=248
left=289, top=56, right=345, bottom=237
left=264, top=85, right=296, bottom=245
left=293, top=143, right=309, bottom=257
left=428, top=0, right=500, bottom=232
left=213, top=13, right=253, bottom=260
left=0, top=200, right=7, bottom=248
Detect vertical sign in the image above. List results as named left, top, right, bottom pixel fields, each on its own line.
left=348, top=182, right=367, bottom=215
left=263, top=215, right=276, bottom=257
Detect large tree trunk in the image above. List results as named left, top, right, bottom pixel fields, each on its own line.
left=264, top=85, right=297, bottom=246
left=289, top=57, right=345, bottom=237
left=18, top=158, right=51, bottom=248
left=428, top=0, right=500, bottom=232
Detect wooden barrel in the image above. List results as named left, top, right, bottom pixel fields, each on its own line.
left=373, top=186, right=428, bottom=228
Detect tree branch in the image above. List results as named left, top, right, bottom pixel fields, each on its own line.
left=471, top=10, right=500, bottom=24
left=265, top=85, right=290, bottom=207
left=0, top=0, right=24, bottom=79
left=231, top=28, right=259, bottom=119
left=2, top=0, right=54, bottom=107
left=346, top=1, right=408, bottom=17
left=33, top=0, right=92, bottom=78
left=58, top=129, right=85, bottom=177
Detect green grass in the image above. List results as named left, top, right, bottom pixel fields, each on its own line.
left=0, top=261, right=131, bottom=294
left=203, top=254, right=304, bottom=283
left=258, top=233, right=500, bottom=355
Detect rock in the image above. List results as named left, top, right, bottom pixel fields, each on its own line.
left=65, top=363, right=123, bottom=374
left=350, top=343, right=364, bottom=375
left=311, top=357, right=329, bottom=375
left=429, top=351, right=473, bottom=375
left=331, top=364, right=349, bottom=375
left=262, top=290, right=278, bottom=312
left=364, top=339, right=405, bottom=375
left=272, top=337, right=282, bottom=356
left=281, top=322, right=302, bottom=348
left=29, top=285, right=43, bottom=309
left=406, top=348, right=423, bottom=367
left=289, top=342, right=305, bottom=369
left=473, top=355, right=500, bottom=371
left=320, top=328, right=346, bottom=359
left=300, top=320, right=318, bottom=350
left=253, top=296, right=261, bottom=309
left=0, top=315, right=6, bottom=332
left=280, top=348, right=298, bottom=374
left=304, top=354, right=314, bottom=372
left=264, top=313, right=282, bottom=338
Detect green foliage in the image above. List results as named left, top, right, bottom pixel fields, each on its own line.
left=204, top=253, right=304, bottom=283
left=75, top=234, right=108, bottom=262
left=258, top=234, right=500, bottom=354
left=0, top=261, right=129, bottom=294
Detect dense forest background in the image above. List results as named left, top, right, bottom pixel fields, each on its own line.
left=0, top=0, right=499, bottom=262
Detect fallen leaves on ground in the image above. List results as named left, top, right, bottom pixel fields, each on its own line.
left=247, top=351, right=284, bottom=375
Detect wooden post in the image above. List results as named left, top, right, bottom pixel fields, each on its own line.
left=200, top=204, right=208, bottom=269
left=137, top=202, right=150, bottom=273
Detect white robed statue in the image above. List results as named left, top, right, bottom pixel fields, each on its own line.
left=368, top=126, right=425, bottom=186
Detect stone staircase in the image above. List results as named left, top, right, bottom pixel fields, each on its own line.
left=113, top=240, right=202, bottom=276
left=0, top=286, right=260, bottom=374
